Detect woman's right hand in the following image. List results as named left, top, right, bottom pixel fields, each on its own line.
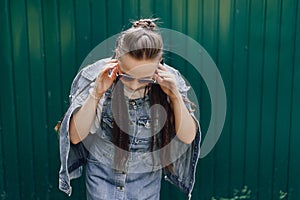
left=92, top=59, right=119, bottom=99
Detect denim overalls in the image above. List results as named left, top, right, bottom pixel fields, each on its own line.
left=86, top=92, right=162, bottom=199
left=58, top=58, right=201, bottom=200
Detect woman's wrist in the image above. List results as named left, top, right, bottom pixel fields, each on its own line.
left=88, top=87, right=103, bottom=100
left=169, top=90, right=182, bottom=103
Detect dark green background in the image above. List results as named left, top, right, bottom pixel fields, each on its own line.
left=0, top=0, right=299, bottom=199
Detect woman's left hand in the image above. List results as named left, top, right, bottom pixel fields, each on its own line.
left=154, top=64, right=181, bottom=101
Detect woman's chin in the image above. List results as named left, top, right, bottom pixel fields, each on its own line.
left=123, top=85, right=146, bottom=99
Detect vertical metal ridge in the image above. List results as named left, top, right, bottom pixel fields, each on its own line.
left=24, top=0, right=37, bottom=198
left=73, top=0, right=78, bottom=68
left=0, top=98, right=4, bottom=195
left=257, top=0, right=267, bottom=198
left=152, top=0, right=156, bottom=17
left=137, top=0, right=140, bottom=18
left=200, top=0, right=204, bottom=43
left=71, top=0, right=77, bottom=73
left=213, top=0, right=220, bottom=196
left=0, top=0, right=9, bottom=194
left=38, top=0, right=51, bottom=198
left=215, top=0, right=220, bottom=65
left=183, top=0, right=187, bottom=75
left=0, top=83, right=3, bottom=194
left=282, top=0, right=299, bottom=196
left=271, top=0, right=283, bottom=199
left=43, top=0, right=62, bottom=198
left=105, top=0, right=108, bottom=38
left=39, top=0, right=52, bottom=197
left=287, top=0, right=300, bottom=196
left=198, top=0, right=204, bottom=129
left=243, top=0, right=250, bottom=188
left=121, top=0, right=124, bottom=25
left=5, top=0, right=20, bottom=197
left=88, top=0, right=93, bottom=49
left=228, top=0, right=237, bottom=193
left=56, top=0, right=64, bottom=114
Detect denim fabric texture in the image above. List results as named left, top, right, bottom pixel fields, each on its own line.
left=85, top=91, right=162, bottom=199
left=58, top=58, right=201, bottom=199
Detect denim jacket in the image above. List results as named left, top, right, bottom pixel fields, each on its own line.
left=58, top=58, right=201, bottom=199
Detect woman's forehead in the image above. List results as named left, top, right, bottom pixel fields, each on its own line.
left=118, top=56, right=159, bottom=77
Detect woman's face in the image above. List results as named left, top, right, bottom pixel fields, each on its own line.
left=117, top=55, right=160, bottom=91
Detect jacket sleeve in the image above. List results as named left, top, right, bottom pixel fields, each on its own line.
left=58, top=59, right=108, bottom=196
left=58, top=68, right=92, bottom=196
left=163, top=67, right=202, bottom=197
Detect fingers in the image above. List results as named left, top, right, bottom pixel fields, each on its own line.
left=156, top=70, right=170, bottom=78
left=101, top=63, right=118, bottom=77
left=154, top=67, right=176, bottom=89
left=109, top=66, right=118, bottom=79
left=96, top=62, right=118, bottom=83
left=156, top=67, right=173, bottom=79
left=106, top=59, right=118, bottom=63
left=153, top=74, right=163, bottom=83
left=158, top=63, right=167, bottom=71
left=104, top=62, right=118, bottom=71
left=154, top=73, right=173, bottom=84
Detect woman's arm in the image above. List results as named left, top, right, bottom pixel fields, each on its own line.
left=69, top=60, right=118, bottom=144
left=69, top=92, right=102, bottom=144
left=170, top=95, right=197, bottom=144
left=154, top=64, right=197, bottom=144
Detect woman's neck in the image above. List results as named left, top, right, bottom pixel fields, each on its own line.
left=123, top=85, right=147, bottom=99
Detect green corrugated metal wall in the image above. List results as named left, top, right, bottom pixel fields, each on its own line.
left=0, top=0, right=299, bottom=199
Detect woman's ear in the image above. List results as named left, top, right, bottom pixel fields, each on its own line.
left=114, top=47, right=122, bottom=59
left=112, top=49, right=118, bottom=59
left=160, top=58, right=164, bottom=65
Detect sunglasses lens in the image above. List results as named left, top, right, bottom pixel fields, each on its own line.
left=119, top=74, right=134, bottom=82
left=118, top=73, right=156, bottom=84
left=138, top=79, right=156, bottom=84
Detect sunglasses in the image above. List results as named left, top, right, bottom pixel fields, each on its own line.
left=117, top=72, right=156, bottom=84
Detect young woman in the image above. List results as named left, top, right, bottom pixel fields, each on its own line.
left=58, top=19, right=201, bottom=200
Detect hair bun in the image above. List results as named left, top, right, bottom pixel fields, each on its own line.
left=132, top=18, right=159, bottom=30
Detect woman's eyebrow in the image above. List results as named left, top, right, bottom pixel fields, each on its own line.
left=119, top=68, right=153, bottom=78
left=119, top=64, right=155, bottom=78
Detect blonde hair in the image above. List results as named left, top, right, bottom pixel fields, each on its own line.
left=116, top=18, right=163, bottom=60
